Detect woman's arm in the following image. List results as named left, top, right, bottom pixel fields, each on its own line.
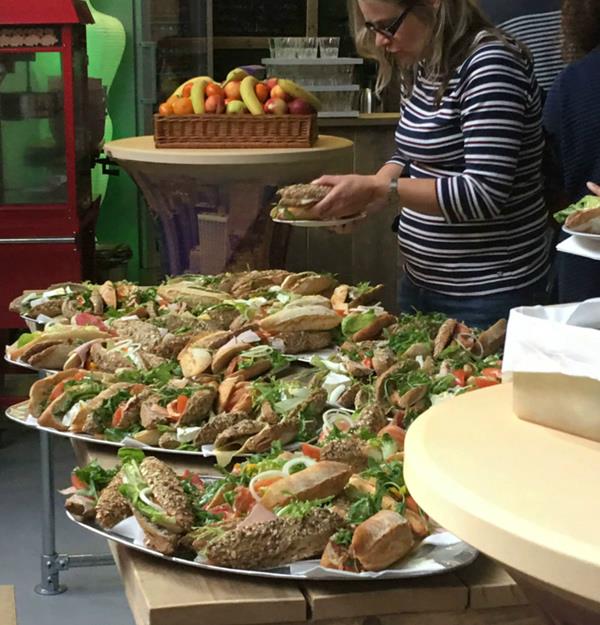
left=313, top=163, right=441, bottom=218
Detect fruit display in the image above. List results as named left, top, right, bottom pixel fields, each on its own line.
left=156, top=67, right=321, bottom=118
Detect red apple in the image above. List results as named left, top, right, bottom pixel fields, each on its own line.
left=205, top=94, right=225, bottom=114
left=223, top=80, right=242, bottom=101
left=270, top=84, right=292, bottom=102
left=265, top=77, right=278, bottom=90
left=263, top=97, right=289, bottom=115
left=288, top=98, right=316, bottom=115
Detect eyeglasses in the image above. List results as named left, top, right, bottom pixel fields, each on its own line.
left=364, top=5, right=413, bottom=39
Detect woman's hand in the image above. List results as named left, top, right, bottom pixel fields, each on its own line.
left=311, top=174, right=388, bottom=219
left=587, top=181, right=600, bottom=196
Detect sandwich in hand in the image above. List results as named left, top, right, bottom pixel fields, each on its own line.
left=554, top=194, right=600, bottom=234
left=270, top=184, right=331, bottom=221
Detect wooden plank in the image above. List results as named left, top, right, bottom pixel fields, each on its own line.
left=306, top=0, right=319, bottom=37
left=306, top=605, right=544, bottom=625
left=304, top=574, right=468, bottom=621
left=456, top=557, right=528, bottom=610
left=0, top=586, right=16, bottom=625
left=112, top=544, right=307, bottom=625
left=213, top=36, right=268, bottom=49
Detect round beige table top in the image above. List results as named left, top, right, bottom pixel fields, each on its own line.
left=104, top=134, right=353, bottom=166
left=405, top=382, right=600, bottom=603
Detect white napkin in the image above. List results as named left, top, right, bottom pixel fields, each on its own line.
left=503, top=302, right=600, bottom=381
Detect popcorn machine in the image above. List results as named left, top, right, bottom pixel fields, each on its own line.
left=0, top=1, right=94, bottom=328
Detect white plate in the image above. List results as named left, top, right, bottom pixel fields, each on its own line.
left=272, top=213, right=367, bottom=228
left=65, top=511, right=478, bottom=581
left=562, top=225, right=600, bottom=240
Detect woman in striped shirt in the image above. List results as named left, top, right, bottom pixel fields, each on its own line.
left=313, top=0, right=550, bottom=327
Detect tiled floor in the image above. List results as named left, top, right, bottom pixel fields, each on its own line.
left=0, top=374, right=134, bottom=625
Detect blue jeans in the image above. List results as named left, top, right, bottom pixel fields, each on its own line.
left=399, top=274, right=549, bottom=329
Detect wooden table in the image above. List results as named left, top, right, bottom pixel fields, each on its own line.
left=71, top=441, right=544, bottom=625
left=405, top=382, right=600, bottom=625
left=104, top=135, right=353, bottom=276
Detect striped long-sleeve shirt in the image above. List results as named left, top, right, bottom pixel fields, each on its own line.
left=390, top=32, right=550, bottom=296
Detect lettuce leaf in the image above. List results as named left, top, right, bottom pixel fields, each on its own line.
left=553, top=195, right=600, bottom=224
left=341, top=311, right=377, bottom=338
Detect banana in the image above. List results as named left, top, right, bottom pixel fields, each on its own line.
left=170, top=75, right=214, bottom=99
left=190, top=78, right=213, bottom=114
left=240, top=75, right=264, bottom=115
left=277, top=79, right=322, bottom=112
left=225, top=67, right=248, bottom=83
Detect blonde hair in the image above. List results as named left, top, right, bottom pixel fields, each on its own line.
left=348, top=0, right=527, bottom=103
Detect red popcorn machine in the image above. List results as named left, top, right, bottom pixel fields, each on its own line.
left=0, top=1, right=96, bottom=328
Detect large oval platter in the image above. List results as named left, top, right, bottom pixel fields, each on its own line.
left=5, top=402, right=253, bottom=460
left=66, top=510, right=478, bottom=581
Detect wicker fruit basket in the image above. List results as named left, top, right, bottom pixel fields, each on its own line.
left=153, top=114, right=318, bottom=149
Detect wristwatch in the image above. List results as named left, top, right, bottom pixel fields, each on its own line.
left=388, top=177, right=400, bottom=207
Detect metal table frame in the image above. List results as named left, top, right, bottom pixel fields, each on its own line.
left=35, top=425, right=114, bottom=595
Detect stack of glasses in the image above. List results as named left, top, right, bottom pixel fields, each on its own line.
left=265, top=36, right=362, bottom=117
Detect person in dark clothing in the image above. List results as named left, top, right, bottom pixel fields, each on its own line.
left=543, top=0, right=600, bottom=303
left=478, top=0, right=564, bottom=96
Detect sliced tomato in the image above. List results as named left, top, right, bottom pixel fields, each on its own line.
left=176, top=394, right=189, bottom=414
left=73, top=370, right=87, bottom=381
left=131, top=383, right=146, bottom=394
left=181, top=470, right=204, bottom=489
left=112, top=405, right=125, bottom=428
left=481, top=367, right=502, bottom=380
left=378, top=424, right=407, bottom=449
left=472, top=376, right=500, bottom=389
left=207, top=503, right=233, bottom=519
left=405, top=495, right=419, bottom=513
left=49, top=381, right=65, bottom=402
left=452, top=369, right=467, bottom=387
left=362, top=357, right=373, bottom=369
left=71, top=474, right=87, bottom=490
left=73, top=312, right=108, bottom=332
left=166, top=394, right=189, bottom=422
left=301, top=443, right=321, bottom=461
left=233, top=486, right=255, bottom=515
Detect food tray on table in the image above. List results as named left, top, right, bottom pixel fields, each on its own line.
left=66, top=510, right=478, bottom=581
left=153, top=114, right=318, bottom=149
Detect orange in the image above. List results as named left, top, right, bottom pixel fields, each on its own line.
left=181, top=82, right=194, bottom=98
left=206, top=82, right=224, bottom=97
left=172, top=96, right=194, bottom=115
left=255, top=82, right=270, bottom=103
left=158, top=102, right=173, bottom=116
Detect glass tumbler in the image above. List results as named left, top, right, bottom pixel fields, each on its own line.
left=319, top=36, right=340, bottom=58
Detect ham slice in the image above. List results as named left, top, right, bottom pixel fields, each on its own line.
left=237, top=503, right=277, bottom=529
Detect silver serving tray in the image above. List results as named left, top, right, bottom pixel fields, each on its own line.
left=5, top=402, right=249, bottom=459
left=66, top=511, right=478, bottom=581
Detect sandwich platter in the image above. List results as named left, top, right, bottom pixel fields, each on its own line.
left=66, top=510, right=478, bottom=581
left=562, top=225, right=600, bottom=240
left=4, top=402, right=266, bottom=459
left=272, top=213, right=367, bottom=229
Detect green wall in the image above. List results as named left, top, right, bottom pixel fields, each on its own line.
left=92, top=0, right=142, bottom=282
